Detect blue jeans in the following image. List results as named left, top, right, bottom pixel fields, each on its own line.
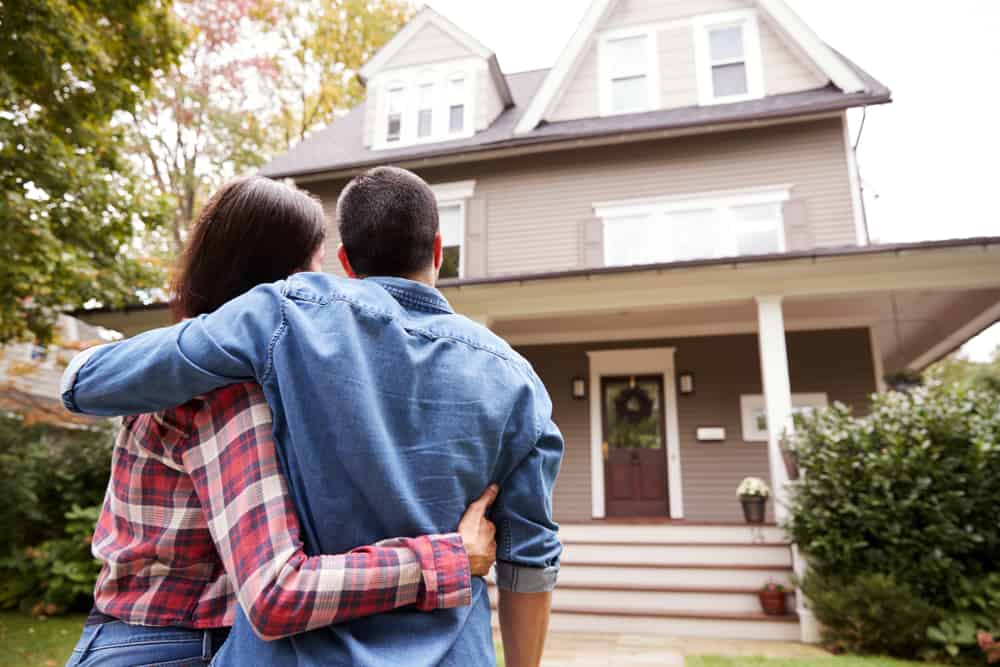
left=65, top=621, right=229, bottom=667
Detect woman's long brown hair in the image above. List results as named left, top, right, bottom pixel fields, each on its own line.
left=171, top=177, right=327, bottom=321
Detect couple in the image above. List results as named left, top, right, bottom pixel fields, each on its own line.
left=61, top=167, right=564, bottom=667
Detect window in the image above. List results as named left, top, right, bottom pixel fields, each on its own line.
left=438, top=202, right=464, bottom=279
left=596, top=189, right=788, bottom=267
left=417, top=83, right=434, bottom=138
left=448, top=77, right=465, bottom=133
left=386, top=85, right=404, bottom=142
left=694, top=11, right=763, bottom=105
left=602, top=33, right=655, bottom=115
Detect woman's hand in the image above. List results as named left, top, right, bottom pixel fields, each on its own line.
left=457, top=485, right=499, bottom=577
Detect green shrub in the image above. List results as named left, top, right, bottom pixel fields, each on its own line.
left=786, top=383, right=1000, bottom=660
left=0, top=415, right=114, bottom=613
left=800, top=572, right=938, bottom=658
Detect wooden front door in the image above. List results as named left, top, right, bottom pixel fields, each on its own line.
left=601, top=375, right=669, bottom=517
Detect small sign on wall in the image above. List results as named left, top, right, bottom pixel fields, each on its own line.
left=696, top=427, right=726, bottom=441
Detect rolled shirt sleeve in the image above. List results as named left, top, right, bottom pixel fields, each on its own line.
left=492, top=395, right=565, bottom=593
left=61, top=283, right=285, bottom=417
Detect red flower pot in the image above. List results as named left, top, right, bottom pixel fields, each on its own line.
left=758, top=589, right=788, bottom=616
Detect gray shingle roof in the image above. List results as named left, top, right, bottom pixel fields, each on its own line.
left=261, top=57, right=889, bottom=180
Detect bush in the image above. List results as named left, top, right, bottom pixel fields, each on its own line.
left=0, top=415, right=114, bottom=613
left=786, top=383, right=1000, bottom=661
left=800, top=572, right=938, bottom=658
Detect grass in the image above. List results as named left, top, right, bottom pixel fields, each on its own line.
left=688, top=657, right=944, bottom=667
left=0, top=612, right=85, bottom=667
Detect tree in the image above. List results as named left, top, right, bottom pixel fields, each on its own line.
left=269, top=0, right=413, bottom=150
left=129, top=0, right=413, bottom=251
left=926, top=344, right=1000, bottom=393
left=0, top=0, right=184, bottom=343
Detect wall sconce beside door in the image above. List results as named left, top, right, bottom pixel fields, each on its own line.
left=571, top=376, right=587, bottom=400
left=678, top=371, right=695, bottom=395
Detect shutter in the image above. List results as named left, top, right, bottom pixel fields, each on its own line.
left=782, top=199, right=813, bottom=252
left=464, top=196, right=487, bottom=278
left=579, top=217, right=605, bottom=268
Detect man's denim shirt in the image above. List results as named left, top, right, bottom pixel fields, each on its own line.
left=62, top=274, right=563, bottom=667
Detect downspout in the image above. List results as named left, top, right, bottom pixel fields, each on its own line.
left=852, top=107, right=872, bottom=244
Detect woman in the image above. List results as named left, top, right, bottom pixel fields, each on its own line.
left=66, top=177, right=497, bottom=667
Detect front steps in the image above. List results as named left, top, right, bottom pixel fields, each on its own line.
left=491, top=523, right=800, bottom=641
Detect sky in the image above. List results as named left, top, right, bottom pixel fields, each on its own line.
left=424, top=0, right=1000, bottom=361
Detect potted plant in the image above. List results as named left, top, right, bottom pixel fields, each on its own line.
left=758, top=580, right=788, bottom=616
left=737, top=476, right=771, bottom=524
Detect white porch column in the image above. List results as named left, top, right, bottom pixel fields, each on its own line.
left=755, top=296, right=792, bottom=524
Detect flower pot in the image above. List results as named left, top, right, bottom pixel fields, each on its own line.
left=739, top=495, right=767, bottom=524
left=758, top=589, right=788, bottom=616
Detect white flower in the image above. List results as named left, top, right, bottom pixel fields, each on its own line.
left=737, top=476, right=771, bottom=498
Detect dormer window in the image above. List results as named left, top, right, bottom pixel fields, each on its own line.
left=448, top=77, right=465, bottom=133
left=372, top=64, right=476, bottom=149
left=386, top=85, right=405, bottom=142
left=417, top=82, right=434, bottom=138
left=694, top=10, right=764, bottom=105
left=598, top=29, right=659, bottom=116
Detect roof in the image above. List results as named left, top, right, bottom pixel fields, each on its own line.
left=74, top=237, right=1000, bottom=320
left=261, top=57, right=889, bottom=180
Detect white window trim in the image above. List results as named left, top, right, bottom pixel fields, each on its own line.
left=586, top=347, right=684, bottom=519
left=741, top=392, right=828, bottom=442
left=371, top=60, right=480, bottom=150
left=597, top=26, right=661, bottom=117
left=594, top=186, right=790, bottom=267
left=692, top=9, right=765, bottom=106
left=430, top=180, right=476, bottom=279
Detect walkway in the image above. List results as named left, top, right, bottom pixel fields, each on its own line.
left=539, top=631, right=828, bottom=666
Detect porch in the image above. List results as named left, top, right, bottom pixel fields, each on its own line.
left=456, top=239, right=1000, bottom=641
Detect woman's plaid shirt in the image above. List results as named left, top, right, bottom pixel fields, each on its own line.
left=90, top=382, right=471, bottom=639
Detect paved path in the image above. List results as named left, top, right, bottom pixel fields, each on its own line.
left=536, top=631, right=829, bottom=666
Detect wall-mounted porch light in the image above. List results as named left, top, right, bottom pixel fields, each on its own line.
left=571, top=376, right=587, bottom=400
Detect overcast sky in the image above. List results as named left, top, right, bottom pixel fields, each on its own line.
left=424, top=0, right=1000, bottom=360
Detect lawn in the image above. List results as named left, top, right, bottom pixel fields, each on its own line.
left=688, top=657, right=944, bottom=667
left=0, top=612, right=84, bottom=667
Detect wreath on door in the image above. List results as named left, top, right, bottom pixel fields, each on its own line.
left=614, top=384, right=654, bottom=424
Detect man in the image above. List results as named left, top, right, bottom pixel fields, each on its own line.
left=62, top=167, right=563, bottom=667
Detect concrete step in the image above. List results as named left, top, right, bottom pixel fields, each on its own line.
left=561, top=541, right=793, bottom=567
left=488, top=583, right=793, bottom=615
left=558, top=523, right=788, bottom=545
left=544, top=608, right=801, bottom=641
left=557, top=562, right=794, bottom=589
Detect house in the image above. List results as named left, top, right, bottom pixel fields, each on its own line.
left=80, top=0, right=1000, bottom=642
left=1, top=316, right=107, bottom=427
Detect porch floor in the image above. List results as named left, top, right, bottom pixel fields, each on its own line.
left=535, top=631, right=827, bottom=666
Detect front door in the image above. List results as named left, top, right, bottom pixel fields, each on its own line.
left=601, top=375, right=669, bottom=517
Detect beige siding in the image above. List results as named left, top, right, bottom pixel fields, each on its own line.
left=362, top=88, right=379, bottom=148
left=550, top=37, right=600, bottom=122
left=549, top=0, right=825, bottom=123
left=383, top=23, right=475, bottom=69
left=307, top=119, right=855, bottom=279
left=405, top=118, right=854, bottom=276
left=759, top=18, right=826, bottom=95
left=604, top=0, right=748, bottom=29
left=517, top=328, right=876, bottom=523
left=476, top=68, right=505, bottom=132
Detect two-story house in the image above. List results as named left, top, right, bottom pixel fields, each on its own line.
left=82, top=0, right=1000, bottom=642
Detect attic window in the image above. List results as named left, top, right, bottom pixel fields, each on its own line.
left=694, top=11, right=764, bottom=105
left=386, top=86, right=405, bottom=142
left=599, top=29, right=658, bottom=116
left=417, top=83, right=434, bottom=138
left=448, top=77, right=465, bottom=133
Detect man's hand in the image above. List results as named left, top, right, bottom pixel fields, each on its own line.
left=457, top=485, right=499, bottom=576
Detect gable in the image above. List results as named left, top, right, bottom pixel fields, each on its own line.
left=517, top=0, right=866, bottom=133
left=548, top=0, right=826, bottom=123
left=383, top=22, right=478, bottom=70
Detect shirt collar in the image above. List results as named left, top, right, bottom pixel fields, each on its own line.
left=365, top=276, right=455, bottom=315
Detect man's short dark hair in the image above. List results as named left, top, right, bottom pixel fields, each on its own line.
left=336, top=166, right=438, bottom=277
